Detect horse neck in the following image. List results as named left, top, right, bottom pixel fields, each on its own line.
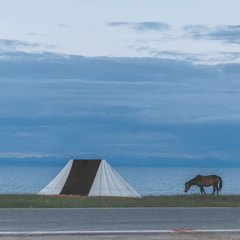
left=188, top=177, right=198, bottom=186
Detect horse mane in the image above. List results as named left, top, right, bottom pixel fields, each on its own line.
left=186, top=174, right=201, bottom=185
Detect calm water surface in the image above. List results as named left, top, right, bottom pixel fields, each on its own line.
left=0, top=164, right=239, bottom=195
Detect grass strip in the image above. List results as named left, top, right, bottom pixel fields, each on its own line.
left=0, top=194, right=239, bottom=208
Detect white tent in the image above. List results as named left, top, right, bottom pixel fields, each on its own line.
left=39, top=159, right=141, bottom=198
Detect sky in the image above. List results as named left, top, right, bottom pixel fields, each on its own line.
left=1, top=0, right=240, bottom=166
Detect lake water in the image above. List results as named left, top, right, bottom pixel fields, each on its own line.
left=0, top=164, right=240, bottom=195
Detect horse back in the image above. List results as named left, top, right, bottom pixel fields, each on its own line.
left=196, top=175, right=221, bottom=186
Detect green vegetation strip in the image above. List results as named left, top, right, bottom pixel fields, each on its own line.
left=0, top=194, right=239, bottom=208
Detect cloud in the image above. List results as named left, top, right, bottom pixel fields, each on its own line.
left=0, top=152, right=58, bottom=159
left=136, top=49, right=201, bottom=63
left=58, top=23, right=69, bottom=28
left=146, top=50, right=240, bottom=65
left=28, top=32, right=38, bottom=36
left=210, top=25, right=240, bottom=43
left=108, top=21, right=171, bottom=32
left=0, top=39, right=40, bottom=51
left=134, top=152, right=224, bottom=160
left=183, top=25, right=240, bottom=44
left=183, top=25, right=209, bottom=38
left=129, top=42, right=240, bottom=64
left=0, top=39, right=55, bottom=52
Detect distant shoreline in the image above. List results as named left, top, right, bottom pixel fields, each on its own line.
left=1, top=158, right=240, bottom=168
left=0, top=194, right=240, bottom=208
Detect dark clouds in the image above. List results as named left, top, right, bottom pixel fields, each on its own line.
left=1, top=52, right=240, bottom=166
left=0, top=51, right=225, bottom=80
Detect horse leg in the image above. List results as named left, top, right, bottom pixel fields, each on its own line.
left=200, top=186, right=205, bottom=195
left=212, top=186, right=216, bottom=195
left=213, top=183, right=220, bottom=195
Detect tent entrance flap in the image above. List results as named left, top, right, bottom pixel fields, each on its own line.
left=60, top=160, right=101, bottom=195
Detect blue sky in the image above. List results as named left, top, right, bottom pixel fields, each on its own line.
left=1, top=1, right=240, bottom=166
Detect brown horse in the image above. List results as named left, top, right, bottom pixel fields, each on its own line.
left=184, top=175, right=222, bottom=195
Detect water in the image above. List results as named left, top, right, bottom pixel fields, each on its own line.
left=118, top=168, right=240, bottom=195
left=0, top=164, right=240, bottom=195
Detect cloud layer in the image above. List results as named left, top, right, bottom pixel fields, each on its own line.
left=1, top=51, right=240, bottom=166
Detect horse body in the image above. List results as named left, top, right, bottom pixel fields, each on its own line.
left=184, top=174, right=222, bottom=195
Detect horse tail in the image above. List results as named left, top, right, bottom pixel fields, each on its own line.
left=218, top=176, right=223, bottom=191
